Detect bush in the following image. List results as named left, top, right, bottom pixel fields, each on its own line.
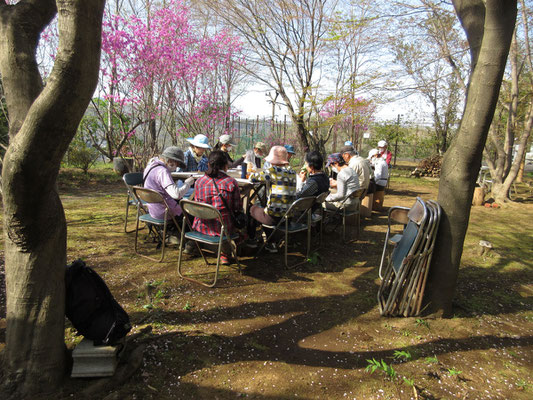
left=65, top=136, right=100, bottom=174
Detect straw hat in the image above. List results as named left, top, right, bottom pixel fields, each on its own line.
left=186, top=134, right=212, bottom=149
left=161, top=147, right=186, bottom=168
left=254, top=142, right=268, bottom=154
left=264, top=145, right=289, bottom=165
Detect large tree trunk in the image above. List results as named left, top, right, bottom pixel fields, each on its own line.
left=0, top=0, right=105, bottom=396
left=425, top=0, right=516, bottom=316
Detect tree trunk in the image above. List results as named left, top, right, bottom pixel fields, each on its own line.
left=425, top=0, right=516, bottom=316
left=0, top=0, right=105, bottom=396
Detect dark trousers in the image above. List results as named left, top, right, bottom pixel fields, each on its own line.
left=248, top=205, right=281, bottom=242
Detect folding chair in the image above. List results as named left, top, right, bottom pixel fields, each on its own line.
left=377, top=198, right=441, bottom=317
left=178, top=199, right=241, bottom=287
left=324, top=188, right=366, bottom=242
left=311, top=191, right=330, bottom=247
left=255, top=196, right=316, bottom=269
left=132, top=186, right=182, bottom=262
left=123, top=172, right=145, bottom=233
left=378, top=205, right=410, bottom=279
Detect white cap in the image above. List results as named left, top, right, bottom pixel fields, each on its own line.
left=368, top=148, right=379, bottom=159
left=378, top=140, right=387, bottom=148
left=219, top=134, right=236, bottom=146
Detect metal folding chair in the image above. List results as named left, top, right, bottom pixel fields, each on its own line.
left=255, top=196, right=316, bottom=269
left=324, top=188, right=366, bottom=242
left=378, top=205, right=411, bottom=279
left=178, top=199, right=241, bottom=287
left=377, top=198, right=442, bottom=317
left=132, top=186, right=182, bottom=262
left=123, top=172, right=145, bottom=233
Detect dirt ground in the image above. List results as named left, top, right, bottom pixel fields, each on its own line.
left=0, top=170, right=532, bottom=399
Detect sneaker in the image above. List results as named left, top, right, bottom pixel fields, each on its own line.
left=220, top=254, right=234, bottom=265
left=264, top=242, right=278, bottom=253
left=245, top=238, right=260, bottom=248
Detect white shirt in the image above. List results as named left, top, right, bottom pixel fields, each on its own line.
left=372, top=157, right=389, bottom=187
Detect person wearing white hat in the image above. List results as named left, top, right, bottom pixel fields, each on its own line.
left=214, top=134, right=237, bottom=166
left=368, top=148, right=389, bottom=210
left=377, top=140, right=392, bottom=166
left=182, top=134, right=212, bottom=172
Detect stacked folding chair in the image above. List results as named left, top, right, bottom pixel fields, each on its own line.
left=378, top=197, right=441, bottom=317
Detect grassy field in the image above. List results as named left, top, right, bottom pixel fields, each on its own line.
left=0, top=164, right=532, bottom=399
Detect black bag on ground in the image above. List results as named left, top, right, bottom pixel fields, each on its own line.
left=65, top=259, right=131, bottom=345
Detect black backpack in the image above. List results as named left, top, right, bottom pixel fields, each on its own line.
left=65, top=259, right=131, bottom=345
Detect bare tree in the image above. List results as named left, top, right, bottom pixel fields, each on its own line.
left=0, top=0, right=105, bottom=396
left=390, top=0, right=468, bottom=154
left=200, top=0, right=336, bottom=152
left=425, top=0, right=517, bottom=316
left=484, top=0, right=533, bottom=202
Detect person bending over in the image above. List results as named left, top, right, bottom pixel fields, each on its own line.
left=325, top=153, right=360, bottom=211
left=143, top=147, right=194, bottom=220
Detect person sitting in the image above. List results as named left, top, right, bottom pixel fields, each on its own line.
left=192, top=150, right=243, bottom=265
left=378, top=140, right=392, bottom=166
left=325, top=153, right=360, bottom=211
left=214, top=134, right=237, bottom=167
left=143, top=147, right=195, bottom=221
left=233, top=142, right=268, bottom=178
left=368, top=148, right=389, bottom=211
left=181, top=134, right=211, bottom=172
left=340, top=145, right=370, bottom=193
left=368, top=148, right=389, bottom=190
left=296, top=151, right=329, bottom=201
left=247, top=146, right=296, bottom=252
left=284, top=144, right=296, bottom=162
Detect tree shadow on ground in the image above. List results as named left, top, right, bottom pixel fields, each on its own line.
left=118, top=262, right=532, bottom=399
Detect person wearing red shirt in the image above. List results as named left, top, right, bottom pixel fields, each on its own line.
left=378, top=140, right=392, bottom=166
left=192, top=150, right=243, bottom=264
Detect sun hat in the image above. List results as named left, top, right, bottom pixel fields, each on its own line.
left=219, top=134, right=236, bottom=146
left=377, top=140, right=388, bottom=148
left=264, top=145, right=289, bottom=165
left=254, top=142, right=268, bottom=154
left=161, top=146, right=186, bottom=168
left=368, top=148, right=379, bottom=159
left=284, top=144, right=296, bottom=154
left=344, top=140, right=354, bottom=146
left=326, top=153, right=343, bottom=168
left=186, top=134, right=212, bottom=149
left=340, top=145, right=356, bottom=155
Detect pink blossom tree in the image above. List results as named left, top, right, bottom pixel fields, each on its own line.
left=97, top=0, right=244, bottom=167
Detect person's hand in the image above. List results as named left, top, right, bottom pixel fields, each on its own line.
left=329, top=178, right=337, bottom=188
left=298, top=170, right=307, bottom=181
left=184, top=176, right=195, bottom=186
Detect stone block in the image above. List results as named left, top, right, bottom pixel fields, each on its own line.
left=71, top=338, right=119, bottom=378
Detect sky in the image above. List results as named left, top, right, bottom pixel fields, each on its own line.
left=233, top=89, right=431, bottom=126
